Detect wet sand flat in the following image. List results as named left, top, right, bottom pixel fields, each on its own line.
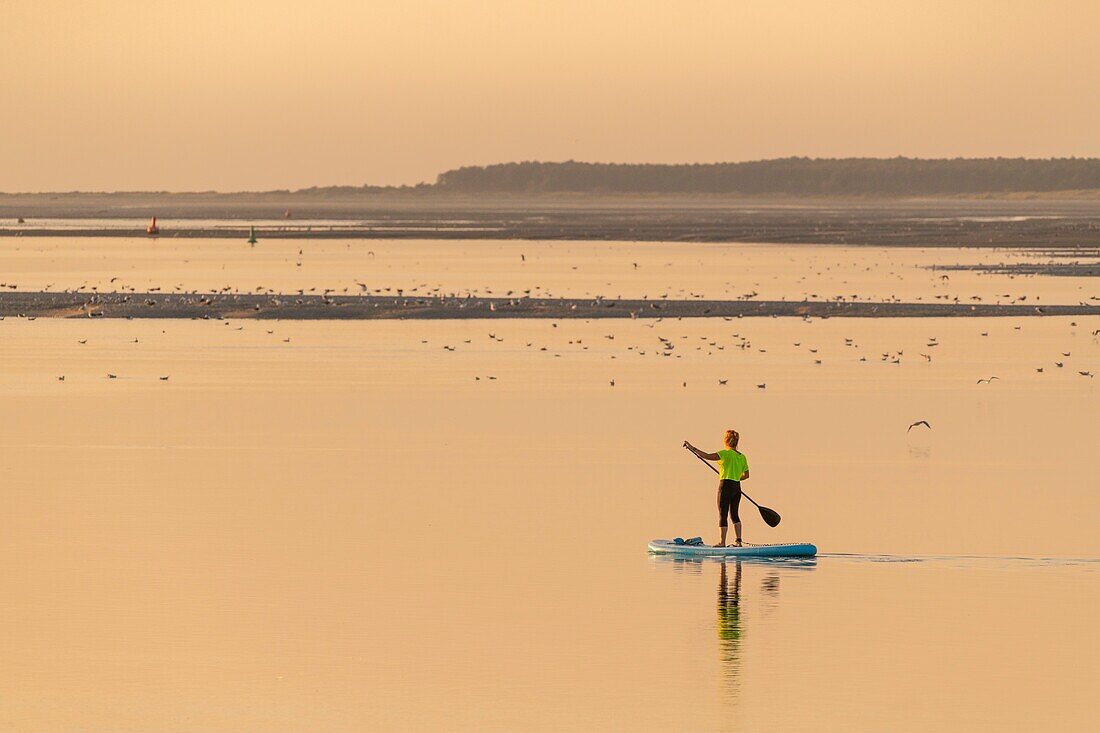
left=4, top=196, right=1100, bottom=249
left=1, top=290, right=1098, bottom=320
left=0, top=315, right=1096, bottom=731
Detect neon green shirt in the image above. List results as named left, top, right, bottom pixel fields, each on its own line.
left=717, top=449, right=748, bottom=481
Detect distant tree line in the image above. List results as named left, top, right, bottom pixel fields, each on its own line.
left=431, top=158, right=1100, bottom=195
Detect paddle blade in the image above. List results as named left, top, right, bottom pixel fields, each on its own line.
left=758, top=506, right=782, bottom=527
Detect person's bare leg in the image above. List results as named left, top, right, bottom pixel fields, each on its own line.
left=717, top=525, right=727, bottom=547
left=733, top=522, right=742, bottom=547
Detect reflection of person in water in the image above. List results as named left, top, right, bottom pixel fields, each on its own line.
left=717, top=561, right=742, bottom=672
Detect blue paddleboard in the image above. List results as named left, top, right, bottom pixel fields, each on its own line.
left=648, top=539, right=817, bottom=557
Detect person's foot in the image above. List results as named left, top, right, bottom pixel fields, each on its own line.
left=733, top=539, right=743, bottom=547
left=713, top=543, right=726, bottom=548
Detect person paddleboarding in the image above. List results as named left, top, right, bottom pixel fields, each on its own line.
left=684, top=430, right=750, bottom=547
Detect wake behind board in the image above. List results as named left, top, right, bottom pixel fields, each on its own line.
left=648, top=539, right=817, bottom=558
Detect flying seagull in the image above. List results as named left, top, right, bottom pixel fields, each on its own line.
left=908, top=420, right=931, bottom=432
left=976, top=376, right=1000, bottom=384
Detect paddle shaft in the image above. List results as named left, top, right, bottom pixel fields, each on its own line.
left=688, top=449, right=764, bottom=509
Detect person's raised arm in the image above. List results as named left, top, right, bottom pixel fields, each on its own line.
left=683, top=441, right=720, bottom=461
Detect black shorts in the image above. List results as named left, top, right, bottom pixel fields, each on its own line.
left=717, top=479, right=741, bottom=527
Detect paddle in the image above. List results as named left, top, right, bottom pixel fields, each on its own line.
left=685, top=446, right=782, bottom=527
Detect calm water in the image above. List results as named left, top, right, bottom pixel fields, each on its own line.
left=0, top=241, right=1096, bottom=730
left=0, top=236, right=1097, bottom=305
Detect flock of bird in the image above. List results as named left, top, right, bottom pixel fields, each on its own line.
left=0, top=244, right=1093, bottom=391
left=414, top=315, right=1098, bottom=391
left=30, top=311, right=1096, bottom=389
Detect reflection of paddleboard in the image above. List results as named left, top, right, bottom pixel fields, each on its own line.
left=648, top=539, right=817, bottom=557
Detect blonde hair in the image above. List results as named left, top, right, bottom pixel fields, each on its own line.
left=724, top=429, right=740, bottom=449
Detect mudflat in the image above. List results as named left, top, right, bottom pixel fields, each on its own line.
left=4, top=195, right=1100, bottom=248
left=1, top=290, right=1096, bottom=320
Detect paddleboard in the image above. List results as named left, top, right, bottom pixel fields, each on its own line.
left=648, top=539, right=817, bottom=557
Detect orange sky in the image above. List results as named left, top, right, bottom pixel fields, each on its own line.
left=2, top=0, right=1098, bottom=191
